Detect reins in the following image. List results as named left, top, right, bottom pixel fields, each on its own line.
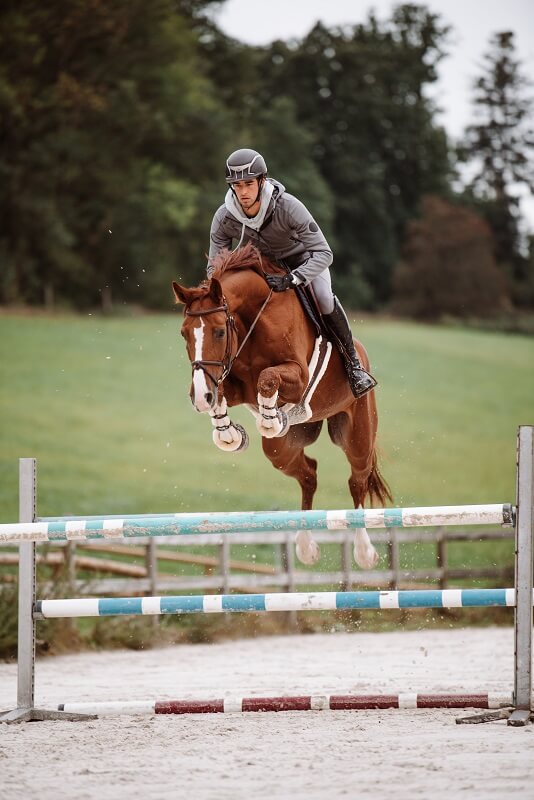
left=185, top=288, right=273, bottom=388
left=231, top=289, right=273, bottom=367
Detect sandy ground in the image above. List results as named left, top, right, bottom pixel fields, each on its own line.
left=1, top=626, right=533, bottom=800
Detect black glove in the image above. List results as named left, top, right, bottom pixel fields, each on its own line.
left=265, top=273, right=297, bottom=292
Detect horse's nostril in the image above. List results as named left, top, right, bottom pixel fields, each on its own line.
left=205, top=392, right=213, bottom=406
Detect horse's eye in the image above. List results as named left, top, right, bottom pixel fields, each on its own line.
left=214, top=328, right=225, bottom=340
left=180, top=330, right=186, bottom=338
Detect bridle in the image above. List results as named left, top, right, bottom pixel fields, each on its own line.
left=185, top=289, right=273, bottom=390
left=185, top=302, right=236, bottom=389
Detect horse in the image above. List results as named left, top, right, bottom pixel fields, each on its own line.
left=172, top=242, right=391, bottom=568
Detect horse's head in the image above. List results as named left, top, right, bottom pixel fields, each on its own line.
left=173, top=277, right=235, bottom=413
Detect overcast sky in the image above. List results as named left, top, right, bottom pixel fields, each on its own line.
left=211, top=0, right=534, bottom=226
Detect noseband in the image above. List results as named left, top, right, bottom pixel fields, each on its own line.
left=185, top=290, right=273, bottom=390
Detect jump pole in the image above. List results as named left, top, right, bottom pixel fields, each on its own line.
left=0, top=504, right=514, bottom=544
left=56, top=693, right=514, bottom=716
left=34, top=588, right=524, bottom=618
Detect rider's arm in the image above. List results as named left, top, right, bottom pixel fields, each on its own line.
left=283, top=195, right=333, bottom=285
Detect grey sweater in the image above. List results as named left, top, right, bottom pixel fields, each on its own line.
left=208, top=179, right=333, bottom=284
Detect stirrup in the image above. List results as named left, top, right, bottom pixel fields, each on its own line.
left=349, top=368, right=377, bottom=399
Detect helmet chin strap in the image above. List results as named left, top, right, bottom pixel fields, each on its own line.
left=252, top=176, right=264, bottom=206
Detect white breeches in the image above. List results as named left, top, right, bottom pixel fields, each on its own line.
left=309, top=269, right=334, bottom=314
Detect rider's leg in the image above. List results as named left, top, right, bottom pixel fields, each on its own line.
left=311, top=271, right=377, bottom=399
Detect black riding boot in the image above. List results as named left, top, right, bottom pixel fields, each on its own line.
left=323, top=297, right=377, bottom=399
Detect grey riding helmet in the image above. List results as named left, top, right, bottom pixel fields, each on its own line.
left=225, top=148, right=267, bottom=183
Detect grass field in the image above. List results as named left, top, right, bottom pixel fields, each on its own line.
left=0, top=310, right=531, bottom=653
left=1, top=311, right=532, bottom=521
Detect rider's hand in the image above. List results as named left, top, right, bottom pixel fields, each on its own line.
left=265, top=273, right=297, bottom=292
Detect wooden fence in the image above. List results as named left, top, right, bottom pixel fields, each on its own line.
left=0, top=527, right=514, bottom=597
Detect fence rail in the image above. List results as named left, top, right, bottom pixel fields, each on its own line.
left=0, top=526, right=514, bottom=597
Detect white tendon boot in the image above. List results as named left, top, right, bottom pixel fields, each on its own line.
left=210, top=398, right=249, bottom=452
left=256, top=392, right=290, bottom=438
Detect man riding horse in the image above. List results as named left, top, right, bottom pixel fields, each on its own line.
left=208, top=148, right=377, bottom=399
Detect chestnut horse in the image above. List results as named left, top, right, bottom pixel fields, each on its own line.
left=172, top=243, right=391, bottom=568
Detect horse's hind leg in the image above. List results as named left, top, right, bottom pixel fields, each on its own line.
left=327, top=407, right=379, bottom=569
left=262, top=421, right=323, bottom=565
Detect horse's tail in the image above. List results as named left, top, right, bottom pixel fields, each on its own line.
left=366, top=449, right=393, bottom=507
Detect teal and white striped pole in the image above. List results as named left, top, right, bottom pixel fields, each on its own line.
left=0, top=503, right=514, bottom=544
left=35, top=588, right=525, bottom=618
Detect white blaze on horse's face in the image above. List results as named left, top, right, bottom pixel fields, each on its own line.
left=191, top=318, right=213, bottom=413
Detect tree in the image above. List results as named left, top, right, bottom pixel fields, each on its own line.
left=391, top=195, right=511, bottom=319
left=458, top=31, right=534, bottom=305
left=255, top=5, right=452, bottom=307
left=0, top=2, right=463, bottom=313
left=0, top=0, right=231, bottom=308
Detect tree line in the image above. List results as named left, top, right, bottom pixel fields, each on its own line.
left=1, top=1, right=532, bottom=318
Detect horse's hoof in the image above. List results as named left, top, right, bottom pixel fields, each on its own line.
left=353, top=543, right=379, bottom=570
left=212, top=424, right=248, bottom=452
left=273, top=409, right=290, bottom=437
left=256, top=409, right=290, bottom=439
left=295, top=531, right=320, bottom=565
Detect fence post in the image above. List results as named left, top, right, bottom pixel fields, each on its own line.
left=65, top=542, right=76, bottom=589
left=282, top=532, right=297, bottom=631
left=145, top=540, right=159, bottom=628
left=436, top=527, right=447, bottom=589
left=341, top=530, right=352, bottom=591
left=220, top=537, right=230, bottom=595
left=387, top=528, right=400, bottom=589
left=509, top=425, right=534, bottom=726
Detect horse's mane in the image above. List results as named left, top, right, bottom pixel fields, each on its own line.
left=208, top=242, right=280, bottom=281
left=178, top=243, right=283, bottom=306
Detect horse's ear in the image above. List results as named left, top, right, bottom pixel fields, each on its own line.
left=210, top=277, right=224, bottom=305
left=172, top=281, right=191, bottom=305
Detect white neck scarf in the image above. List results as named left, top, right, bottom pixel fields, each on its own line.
left=224, top=180, right=275, bottom=231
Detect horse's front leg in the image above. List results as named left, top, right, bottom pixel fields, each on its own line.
left=256, top=364, right=305, bottom=439
left=209, top=396, right=249, bottom=452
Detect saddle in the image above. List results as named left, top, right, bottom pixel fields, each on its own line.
left=277, top=258, right=327, bottom=338
left=294, top=284, right=326, bottom=337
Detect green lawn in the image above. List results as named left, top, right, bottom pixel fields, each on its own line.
left=1, top=312, right=532, bottom=522
left=1, top=311, right=531, bottom=653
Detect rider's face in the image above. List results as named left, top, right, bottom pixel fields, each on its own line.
left=232, top=179, right=261, bottom=216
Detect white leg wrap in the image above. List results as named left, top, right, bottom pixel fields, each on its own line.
left=295, top=530, right=321, bottom=565
left=256, top=392, right=289, bottom=438
left=353, top=527, right=379, bottom=569
left=210, top=398, right=248, bottom=452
